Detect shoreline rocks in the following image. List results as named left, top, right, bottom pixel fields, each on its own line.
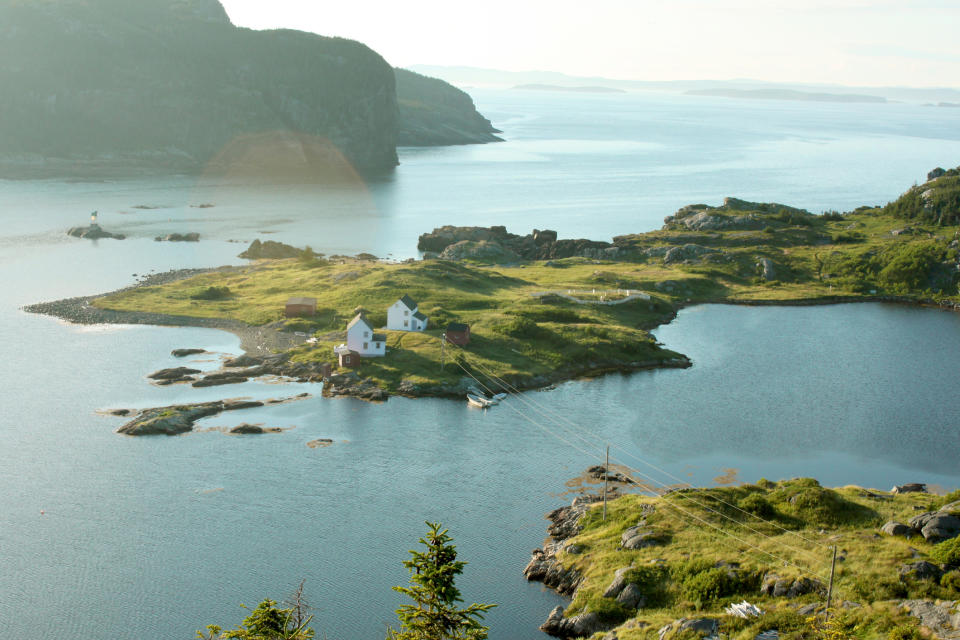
left=113, top=394, right=308, bottom=436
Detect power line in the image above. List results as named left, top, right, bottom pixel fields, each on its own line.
left=448, top=343, right=826, bottom=548
left=447, top=346, right=836, bottom=584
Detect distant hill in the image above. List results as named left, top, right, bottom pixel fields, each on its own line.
left=511, top=84, right=626, bottom=94
left=409, top=64, right=960, bottom=104
left=395, top=69, right=502, bottom=146
left=686, top=88, right=887, bottom=103
left=0, top=0, right=499, bottom=178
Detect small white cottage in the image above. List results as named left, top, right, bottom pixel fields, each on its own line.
left=387, top=294, right=428, bottom=332
left=345, top=313, right=386, bottom=357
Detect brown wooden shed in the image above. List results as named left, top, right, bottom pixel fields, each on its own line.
left=338, top=350, right=361, bottom=369
left=445, top=322, right=471, bottom=346
left=285, top=296, right=317, bottom=318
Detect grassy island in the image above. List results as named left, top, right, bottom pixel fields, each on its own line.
left=92, top=167, right=960, bottom=397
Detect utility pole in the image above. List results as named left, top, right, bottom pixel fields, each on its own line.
left=826, top=546, right=837, bottom=614
left=602, top=445, right=609, bottom=522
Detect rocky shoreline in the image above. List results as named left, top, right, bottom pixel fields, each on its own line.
left=524, top=474, right=960, bottom=639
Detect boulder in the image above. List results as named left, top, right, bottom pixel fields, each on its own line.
left=881, top=521, right=914, bottom=538
left=155, top=232, right=200, bottom=242
left=229, top=423, right=266, bottom=434
left=147, top=366, right=201, bottom=380
left=438, top=239, right=520, bottom=263
left=898, top=561, right=944, bottom=582
left=192, top=374, right=249, bottom=387
left=621, top=527, right=663, bottom=550
left=899, top=599, right=960, bottom=639
left=919, top=514, right=960, bottom=542
left=67, top=224, right=125, bottom=240
left=658, top=618, right=719, bottom=640
left=757, top=257, right=776, bottom=281
left=224, top=354, right=265, bottom=368
left=603, top=567, right=632, bottom=598
left=892, top=483, right=927, bottom=494
left=616, top=583, right=646, bottom=609
left=540, top=606, right=608, bottom=639
left=760, top=573, right=825, bottom=598
left=171, top=348, right=206, bottom=357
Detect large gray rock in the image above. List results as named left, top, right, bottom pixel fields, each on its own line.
left=67, top=224, right=125, bottom=240
left=898, top=561, right=944, bottom=582
left=892, top=483, right=927, bottom=494
left=603, top=567, right=632, bottom=598
left=616, top=583, right=646, bottom=609
left=439, top=239, right=520, bottom=262
left=540, top=606, right=609, bottom=638
left=147, top=366, right=201, bottom=380
left=760, top=573, right=825, bottom=598
left=920, top=514, right=960, bottom=543
left=881, top=521, right=914, bottom=537
left=899, top=599, right=960, bottom=640
left=620, top=527, right=663, bottom=550
left=658, top=618, right=719, bottom=640
left=757, top=257, right=776, bottom=281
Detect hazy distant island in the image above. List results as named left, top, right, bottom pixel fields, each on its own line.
left=27, top=165, right=960, bottom=408
left=511, top=84, right=627, bottom=94
left=686, top=88, right=887, bottom=103
left=0, top=0, right=500, bottom=178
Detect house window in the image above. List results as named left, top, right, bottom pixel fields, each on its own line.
left=375, top=342, right=380, bottom=348
left=364, top=331, right=369, bottom=337
left=404, top=320, right=409, bottom=327
left=363, top=342, right=368, bottom=350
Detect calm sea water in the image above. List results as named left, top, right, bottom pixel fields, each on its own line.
left=1, top=90, right=959, bottom=639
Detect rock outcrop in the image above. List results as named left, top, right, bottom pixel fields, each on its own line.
left=664, top=198, right=814, bottom=231
left=759, top=573, right=826, bottom=598
left=238, top=239, right=304, bottom=260
left=114, top=394, right=307, bottom=436
left=540, top=606, right=609, bottom=639
left=155, top=233, right=200, bottom=242
left=418, top=226, right=629, bottom=263
left=67, top=224, right=125, bottom=240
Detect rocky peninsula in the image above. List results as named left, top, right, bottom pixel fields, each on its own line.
left=525, top=472, right=960, bottom=639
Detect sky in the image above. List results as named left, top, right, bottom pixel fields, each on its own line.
left=217, top=0, right=960, bottom=88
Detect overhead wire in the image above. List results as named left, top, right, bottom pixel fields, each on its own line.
left=446, top=340, right=837, bottom=585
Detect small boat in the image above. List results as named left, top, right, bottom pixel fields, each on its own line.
left=467, top=393, right=495, bottom=408
left=492, top=392, right=508, bottom=401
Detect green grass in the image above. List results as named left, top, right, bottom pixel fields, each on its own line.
left=544, top=480, right=959, bottom=640
left=93, top=188, right=960, bottom=394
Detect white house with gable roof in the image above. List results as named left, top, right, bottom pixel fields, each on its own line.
left=387, top=294, right=428, bottom=332
left=344, top=313, right=386, bottom=357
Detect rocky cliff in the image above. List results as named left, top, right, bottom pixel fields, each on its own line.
left=395, top=68, right=502, bottom=146
left=0, top=0, right=495, bottom=178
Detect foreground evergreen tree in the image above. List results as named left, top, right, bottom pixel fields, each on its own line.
left=388, top=521, right=497, bottom=640
left=197, top=598, right=314, bottom=640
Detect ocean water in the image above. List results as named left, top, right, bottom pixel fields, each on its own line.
left=1, top=89, right=959, bottom=639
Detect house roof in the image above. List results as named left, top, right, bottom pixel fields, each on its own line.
left=397, top=294, right=417, bottom=310
left=286, top=297, right=316, bottom=306
left=372, top=333, right=387, bottom=342
left=347, top=313, right=371, bottom=331
left=412, top=311, right=427, bottom=321
left=447, top=322, right=469, bottom=332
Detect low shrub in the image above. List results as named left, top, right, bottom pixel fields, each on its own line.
left=738, top=493, right=776, bottom=518
left=941, top=570, right=960, bottom=594
left=929, top=537, right=960, bottom=567
left=493, top=316, right=542, bottom=338
left=190, top=286, right=232, bottom=300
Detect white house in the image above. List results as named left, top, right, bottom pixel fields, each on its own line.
left=387, top=294, right=428, bottom=332
left=345, top=313, right=386, bottom=357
